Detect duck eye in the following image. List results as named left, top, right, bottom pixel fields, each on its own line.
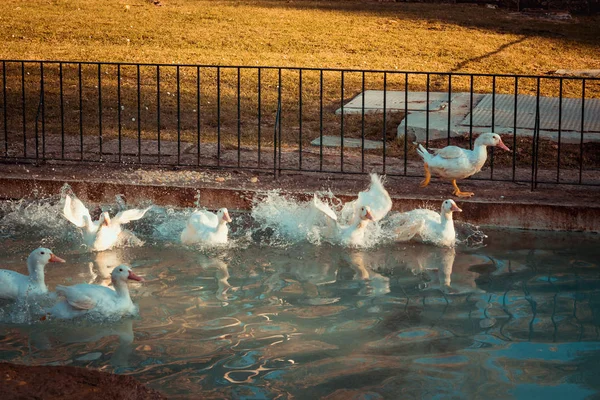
left=119, top=268, right=123, bottom=272
left=40, top=251, right=45, bottom=255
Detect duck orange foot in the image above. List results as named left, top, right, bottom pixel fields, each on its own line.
left=420, top=163, right=431, bottom=188
left=451, top=180, right=474, bottom=198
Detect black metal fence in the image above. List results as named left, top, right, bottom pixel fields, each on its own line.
left=1, top=60, right=599, bottom=187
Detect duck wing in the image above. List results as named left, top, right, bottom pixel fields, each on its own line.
left=390, top=211, right=425, bottom=242
left=342, top=173, right=392, bottom=223
left=56, top=284, right=99, bottom=310
left=433, top=146, right=466, bottom=160
left=191, top=210, right=219, bottom=228
left=63, top=195, right=92, bottom=228
left=311, top=195, right=338, bottom=222
left=112, top=206, right=152, bottom=226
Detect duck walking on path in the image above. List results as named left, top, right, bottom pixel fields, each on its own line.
left=417, top=132, right=510, bottom=197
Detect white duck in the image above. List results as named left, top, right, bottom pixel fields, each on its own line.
left=0, top=247, right=66, bottom=301
left=48, top=265, right=143, bottom=320
left=417, top=132, right=510, bottom=197
left=392, top=199, right=462, bottom=248
left=311, top=173, right=392, bottom=247
left=63, top=194, right=151, bottom=252
left=181, top=208, right=232, bottom=245
left=312, top=196, right=375, bottom=247
left=340, top=173, right=393, bottom=224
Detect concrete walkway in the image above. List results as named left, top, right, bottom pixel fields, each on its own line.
left=336, top=90, right=600, bottom=144
left=1, top=163, right=599, bottom=232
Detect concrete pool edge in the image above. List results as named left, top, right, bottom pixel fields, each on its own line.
left=0, top=164, right=598, bottom=233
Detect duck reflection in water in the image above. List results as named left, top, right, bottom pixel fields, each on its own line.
left=338, top=250, right=390, bottom=297
left=1, top=318, right=135, bottom=367
left=88, top=249, right=124, bottom=286
left=197, top=254, right=233, bottom=302
left=399, top=244, right=484, bottom=295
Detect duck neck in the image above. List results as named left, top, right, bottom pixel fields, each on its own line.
left=112, top=279, right=131, bottom=301
left=215, top=221, right=228, bottom=233
left=353, top=219, right=369, bottom=231
left=472, top=139, right=489, bottom=166
left=27, top=261, right=47, bottom=291
left=440, top=211, right=454, bottom=230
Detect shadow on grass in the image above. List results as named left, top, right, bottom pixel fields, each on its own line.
left=254, top=1, right=600, bottom=47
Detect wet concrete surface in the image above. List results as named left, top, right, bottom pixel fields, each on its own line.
left=0, top=162, right=599, bottom=232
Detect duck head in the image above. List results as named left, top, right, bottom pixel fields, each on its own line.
left=111, top=265, right=144, bottom=284
left=359, top=206, right=375, bottom=222
left=217, top=208, right=232, bottom=224
left=99, top=212, right=111, bottom=227
left=441, top=199, right=462, bottom=215
left=478, top=133, right=510, bottom=151
left=28, top=247, right=66, bottom=267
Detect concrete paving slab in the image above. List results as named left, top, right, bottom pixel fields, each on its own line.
left=310, top=135, right=383, bottom=149
left=340, top=90, right=600, bottom=144
left=336, top=90, right=452, bottom=114
left=459, top=93, right=600, bottom=144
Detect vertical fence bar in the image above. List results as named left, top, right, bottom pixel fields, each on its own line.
left=237, top=67, right=241, bottom=167
left=197, top=66, right=201, bottom=166
left=469, top=75, right=474, bottom=149
left=278, top=68, right=282, bottom=175
left=217, top=66, right=221, bottom=167
left=382, top=72, right=387, bottom=175
left=361, top=71, right=365, bottom=173
left=21, top=62, right=26, bottom=158
left=531, top=78, right=540, bottom=190
left=447, top=74, right=451, bottom=146
left=137, top=64, right=141, bottom=164
left=41, top=62, right=45, bottom=160
left=177, top=65, right=181, bottom=165
left=425, top=73, right=430, bottom=148
left=557, top=78, right=563, bottom=183
left=2, top=61, right=7, bottom=157
left=117, top=64, right=122, bottom=163
left=59, top=62, right=65, bottom=159
left=404, top=72, right=408, bottom=175
left=579, top=79, right=585, bottom=184
left=490, top=76, right=496, bottom=179
left=299, top=68, right=303, bottom=170
left=340, top=70, right=344, bottom=172
left=78, top=63, right=83, bottom=160
left=156, top=65, right=161, bottom=163
left=319, top=70, right=323, bottom=171
left=35, top=67, right=41, bottom=161
left=257, top=68, right=261, bottom=166
left=273, top=77, right=281, bottom=178
left=512, top=77, right=518, bottom=182
left=98, top=63, right=103, bottom=160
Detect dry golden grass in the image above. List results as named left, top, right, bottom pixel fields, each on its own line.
left=1, top=0, right=599, bottom=74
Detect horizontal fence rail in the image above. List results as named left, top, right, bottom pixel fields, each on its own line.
left=1, top=60, right=599, bottom=186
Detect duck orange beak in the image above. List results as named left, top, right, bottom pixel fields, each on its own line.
left=223, top=212, right=232, bottom=223
left=127, top=271, right=144, bottom=282
left=497, top=140, right=510, bottom=151
left=49, top=254, right=66, bottom=263
left=451, top=204, right=462, bottom=213
left=365, top=210, right=375, bottom=221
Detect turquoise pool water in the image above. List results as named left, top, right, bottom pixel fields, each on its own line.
left=0, top=198, right=599, bottom=399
